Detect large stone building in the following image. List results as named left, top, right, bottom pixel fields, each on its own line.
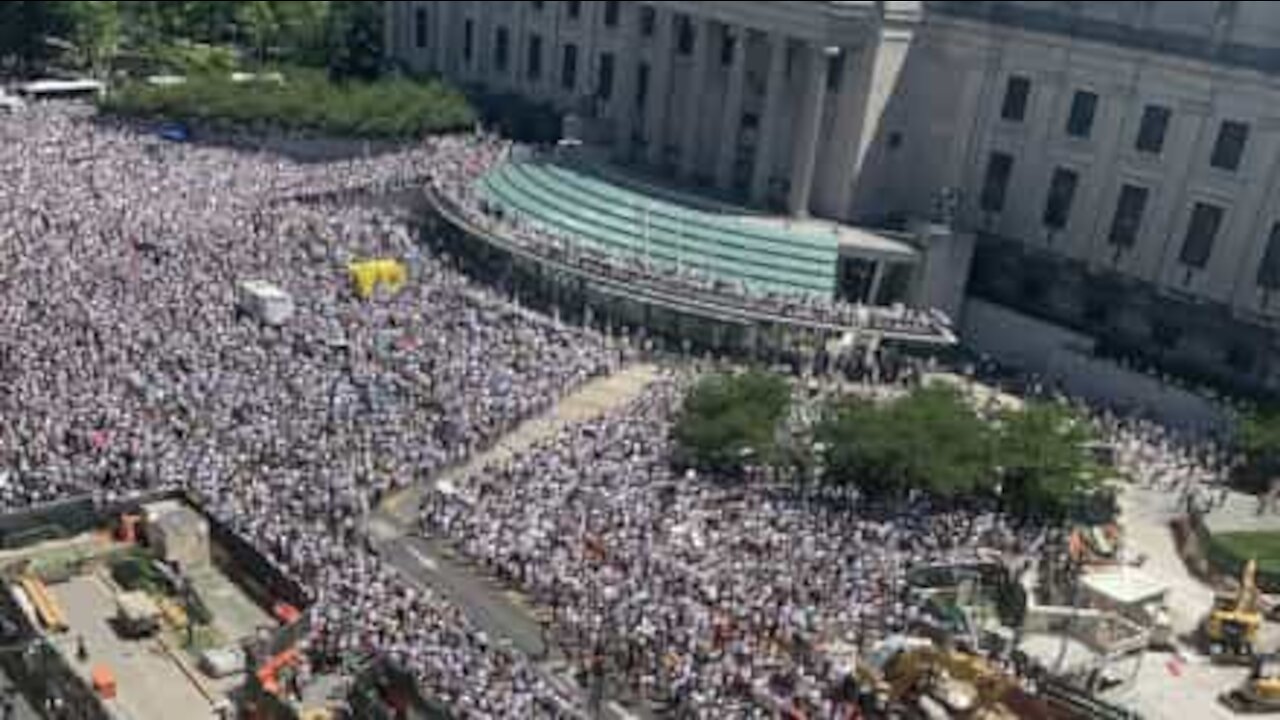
left=387, top=1, right=1280, bottom=393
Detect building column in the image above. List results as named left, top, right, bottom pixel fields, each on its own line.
left=750, top=32, right=790, bottom=205
left=434, top=1, right=452, bottom=77
left=613, top=2, right=644, bottom=160
left=502, top=3, right=525, bottom=91
left=787, top=44, right=834, bottom=217
left=867, top=260, right=886, bottom=305
left=814, top=44, right=864, bottom=217
left=383, top=1, right=397, bottom=66
left=645, top=9, right=676, bottom=167
left=715, top=25, right=749, bottom=191
left=678, top=18, right=712, bottom=180
left=473, top=2, right=492, bottom=84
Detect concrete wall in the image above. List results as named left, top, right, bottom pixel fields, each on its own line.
left=961, top=297, right=1094, bottom=370
left=961, top=298, right=1228, bottom=432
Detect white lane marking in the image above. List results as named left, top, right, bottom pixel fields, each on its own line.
left=607, top=701, right=641, bottom=720
left=404, top=543, right=439, bottom=572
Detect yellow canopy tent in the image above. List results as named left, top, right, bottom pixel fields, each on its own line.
left=348, top=259, right=407, bottom=300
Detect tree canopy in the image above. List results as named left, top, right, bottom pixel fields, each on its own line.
left=816, top=386, right=1100, bottom=518
left=1, top=1, right=380, bottom=78
left=0, top=1, right=74, bottom=73
left=818, top=385, right=992, bottom=499
left=994, top=401, right=1101, bottom=519
left=1236, top=407, right=1280, bottom=492
left=672, top=371, right=791, bottom=477
left=101, top=67, right=475, bottom=138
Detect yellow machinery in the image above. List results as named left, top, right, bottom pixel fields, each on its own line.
left=1201, top=558, right=1263, bottom=661
left=1221, top=654, right=1280, bottom=713
left=18, top=574, right=68, bottom=633
left=348, top=259, right=407, bottom=300
left=872, top=643, right=1021, bottom=718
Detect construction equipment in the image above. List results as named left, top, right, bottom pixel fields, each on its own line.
left=18, top=574, right=68, bottom=633
left=1200, top=558, right=1263, bottom=661
left=1220, top=653, right=1280, bottom=713
left=863, top=638, right=1023, bottom=718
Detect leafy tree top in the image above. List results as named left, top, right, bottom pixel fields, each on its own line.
left=673, top=371, right=790, bottom=476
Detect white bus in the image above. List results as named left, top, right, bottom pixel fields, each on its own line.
left=15, top=78, right=105, bottom=102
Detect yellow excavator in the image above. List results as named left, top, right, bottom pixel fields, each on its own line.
left=870, top=642, right=1022, bottom=719
left=1220, top=654, right=1280, bottom=713
left=1201, top=558, right=1264, bottom=662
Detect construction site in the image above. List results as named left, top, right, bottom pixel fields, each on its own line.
left=832, top=490, right=1280, bottom=720
left=0, top=492, right=331, bottom=720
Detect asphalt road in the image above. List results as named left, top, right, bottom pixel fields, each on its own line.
left=368, top=365, right=659, bottom=720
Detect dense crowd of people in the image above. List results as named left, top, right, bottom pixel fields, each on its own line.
left=1, top=100, right=1254, bottom=719
left=427, top=150, right=952, bottom=341
left=1, top=104, right=619, bottom=716
left=422, top=374, right=1040, bottom=718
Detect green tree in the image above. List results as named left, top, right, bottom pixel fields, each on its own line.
left=273, top=1, right=330, bottom=66
left=818, top=385, right=994, bottom=499
left=995, top=401, right=1100, bottom=519
left=673, top=371, right=791, bottom=477
left=235, top=0, right=280, bottom=66
left=0, top=1, right=74, bottom=74
left=119, top=1, right=186, bottom=52
left=894, top=385, right=994, bottom=497
left=818, top=398, right=915, bottom=498
left=67, top=1, right=121, bottom=76
left=1237, top=408, right=1280, bottom=493
left=325, top=0, right=384, bottom=81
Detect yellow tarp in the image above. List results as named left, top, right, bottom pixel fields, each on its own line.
left=348, top=259, right=407, bottom=300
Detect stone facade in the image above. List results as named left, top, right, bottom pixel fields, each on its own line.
left=388, top=1, right=1280, bottom=390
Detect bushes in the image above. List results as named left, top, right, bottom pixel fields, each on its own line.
left=672, top=371, right=791, bottom=477
left=100, top=68, right=475, bottom=139
left=150, top=42, right=239, bottom=76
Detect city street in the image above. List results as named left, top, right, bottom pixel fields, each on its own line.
left=369, top=364, right=659, bottom=719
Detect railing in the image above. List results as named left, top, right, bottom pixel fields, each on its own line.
left=428, top=184, right=958, bottom=345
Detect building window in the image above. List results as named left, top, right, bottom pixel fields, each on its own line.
left=597, top=52, right=615, bottom=100
left=676, top=15, right=694, bottom=56
left=827, top=53, right=844, bottom=92
left=1211, top=119, right=1249, bottom=171
left=635, top=62, right=649, bottom=110
left=1042, top=167, right=1079, bottom=229
left=1226, top=344, right=1256, bottom=373
left=1019, top=276, right=1047, bottom=303
left=1257, top=222, right=1280, bottom=291
left=1065, top=90, right=1098, bottom=138
left=980, top=151, right=1014, bottom=213
left=1135, top=104, right=1170, bottom=154
left=494, top=27, right=510, bottom=72
left=1108, top=184, right=1149, bottom=248
left=887, top=131, right=903, bottom=150
left=1151, top=320, right=1181, bottom=350
left=641, top=7, right=656, bottom=37
left=1000, top=75, right=1031, bottom=122
left=532, top=1, right=544, bottom=10
left=721, top=28, right=735, bottom=67
left=1083, top=297, right=1110, bottom=325
left=527, top=34, right=543, bottom=81
left=604, top=0, right=620, bottom=28
left=463, top=19, right=473, bottom=62
left=1179, top=202, right=1224, bottom=269
left=561, top=43, right=578, bottom=90
left=566, top=1, right=581, bottom=20
left=414, top=8, right=427, bottom=49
